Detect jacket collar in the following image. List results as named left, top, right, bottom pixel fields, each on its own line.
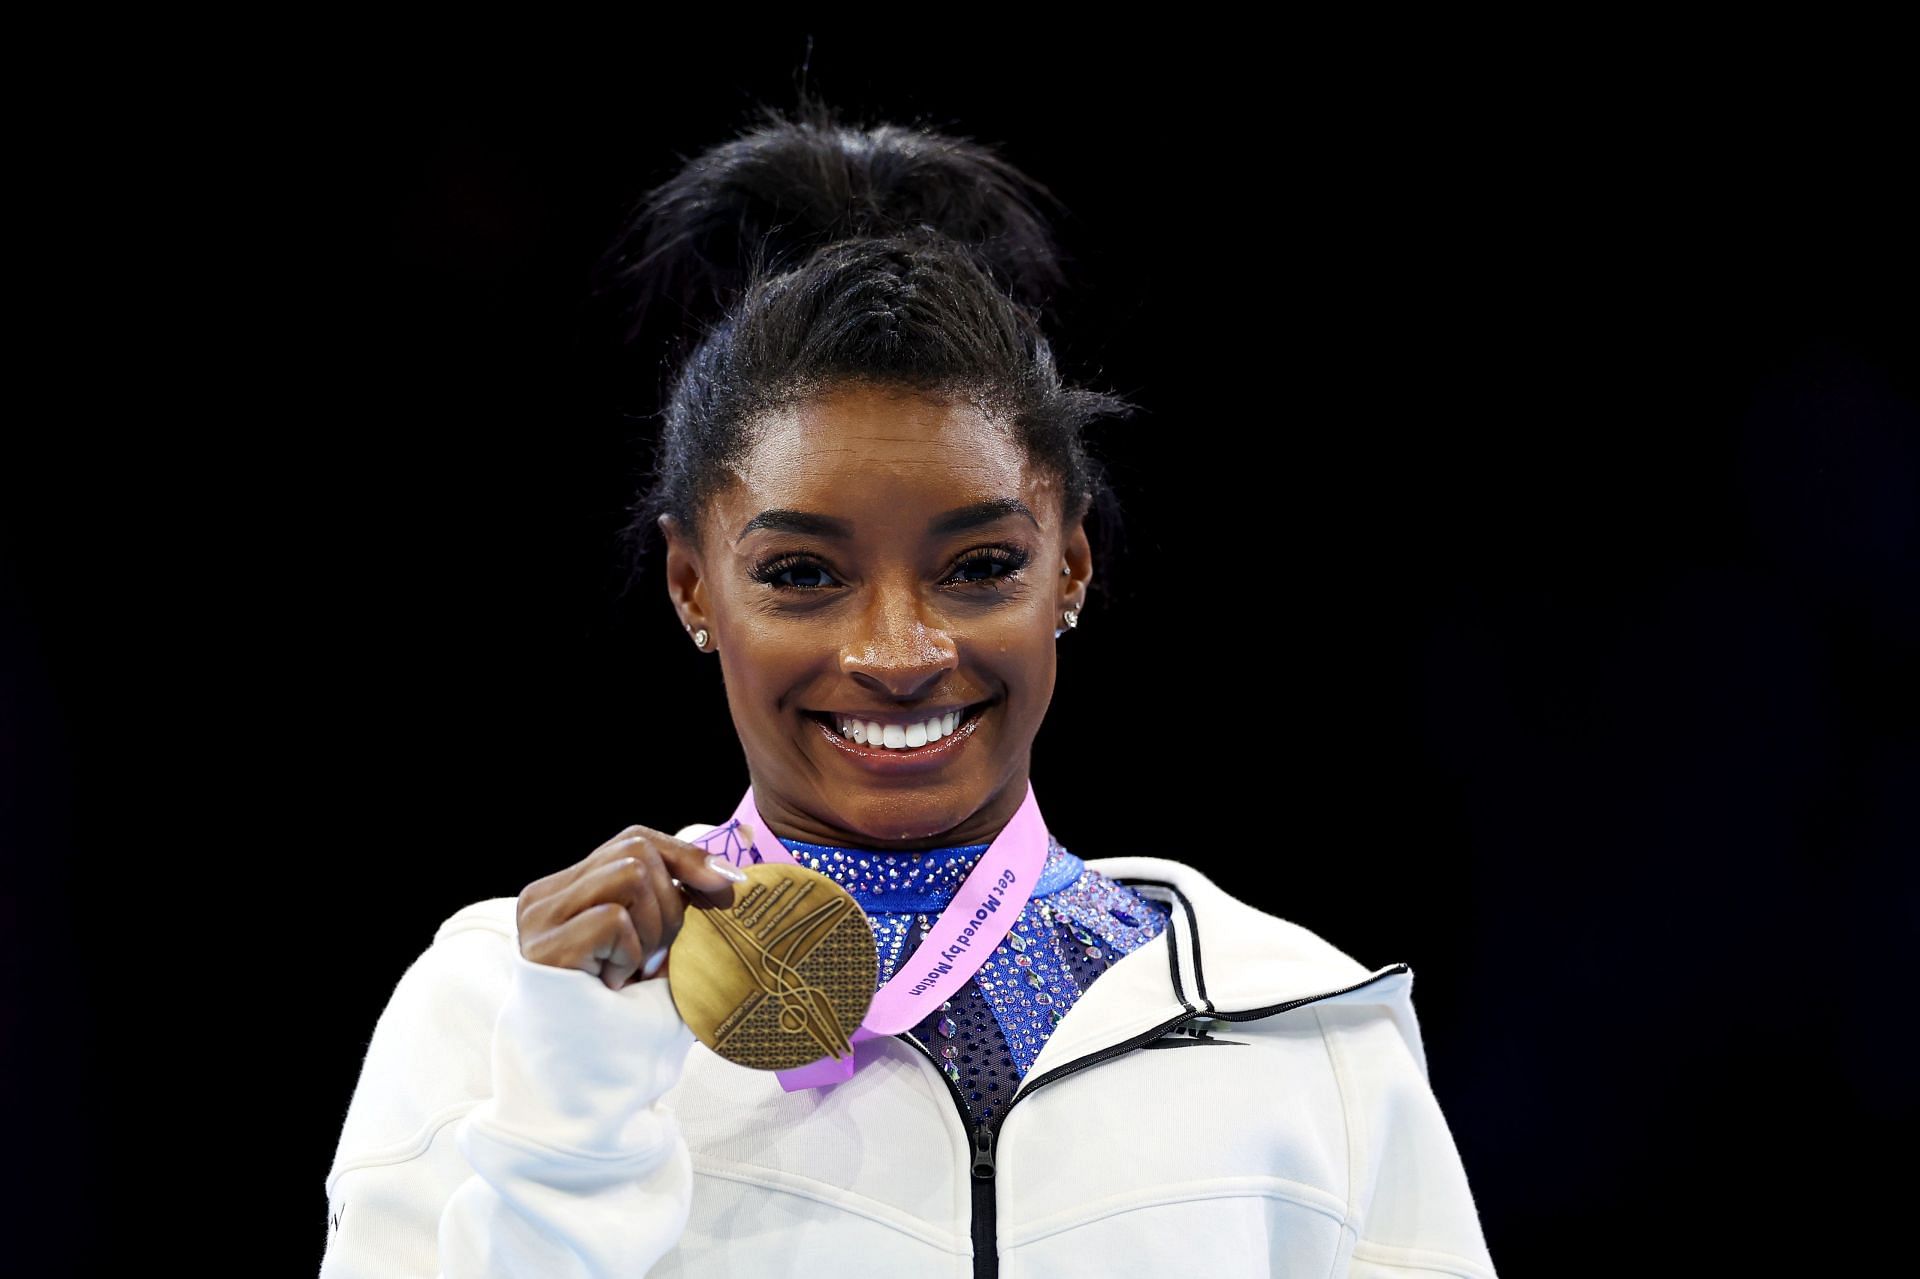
left=1016, top=856, right=1420, bottom=1092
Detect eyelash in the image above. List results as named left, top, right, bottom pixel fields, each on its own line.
left=748, top=544, right=1031, bottom=593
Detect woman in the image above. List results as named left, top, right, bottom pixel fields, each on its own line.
left=319, top=95, right=1498, bottom=1278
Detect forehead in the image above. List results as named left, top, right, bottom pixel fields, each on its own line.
left=711, top=386, right=1056, bottom=536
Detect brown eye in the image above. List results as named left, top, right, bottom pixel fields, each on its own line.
left=945, top=545, right=1029, bottom=586
left=952, top=557, right=1010, bottom=582
left=750, top=555, right=839, bottom=590
left=773, top=563, right=835, bottom=589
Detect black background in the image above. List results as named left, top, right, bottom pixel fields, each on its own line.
left=3, top=28, right=1914, bottom=1275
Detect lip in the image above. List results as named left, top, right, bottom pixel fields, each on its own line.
left=806, top=700, right=993, bottom=770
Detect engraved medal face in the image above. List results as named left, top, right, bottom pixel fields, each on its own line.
left=667, top=861, right=877, bottom=1070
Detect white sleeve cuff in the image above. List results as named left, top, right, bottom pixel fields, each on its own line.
left=479, top=949, right=697, bottom=1159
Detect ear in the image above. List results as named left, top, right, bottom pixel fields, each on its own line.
left=1060, top=514, right=1092, bottom=612
left=660, top=513, right=713, bottom=648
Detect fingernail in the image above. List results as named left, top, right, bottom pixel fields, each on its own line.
left=706, top=853, right=749, bottom=883
left=640, top=948, right=667, bottom=978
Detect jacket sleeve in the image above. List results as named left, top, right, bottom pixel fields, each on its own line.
left=318, top=910, right=699, bottom=1277
left=1313, top=994, right=1499, bottom=1279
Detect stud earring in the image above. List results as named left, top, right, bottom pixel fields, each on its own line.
left=1061, top=565, right=1070, bottom=576
left=1054, top=608, right=1080, bottom=639
left=684, top=622, right=709, bottom=650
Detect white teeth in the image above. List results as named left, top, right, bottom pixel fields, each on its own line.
left=831, top=708, right=976, bottom=749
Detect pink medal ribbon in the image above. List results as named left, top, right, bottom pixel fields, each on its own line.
left=695, top=782, right=1050, bottom=1091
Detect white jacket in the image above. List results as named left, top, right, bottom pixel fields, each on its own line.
left=320, top=841, right=1498, bottom=1278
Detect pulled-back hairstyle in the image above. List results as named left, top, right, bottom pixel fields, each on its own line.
left=593, top=90, right=1137, bottom=602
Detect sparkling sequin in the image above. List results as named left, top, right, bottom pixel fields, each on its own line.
left=782, top=837, right=1078, bottom=910
left=1047, top=866, right=1171, bottom=957
left=1085, top=947, right=1103, bottom=959
left=773, top=825, right=1169, bottom=1127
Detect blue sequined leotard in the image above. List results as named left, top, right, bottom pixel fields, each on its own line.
left=773, top=832, right=1171, bottom=1133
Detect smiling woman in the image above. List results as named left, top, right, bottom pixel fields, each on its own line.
left=663, top=385, right=1079, bottom=845
left=318, top=90, right=1500, bottom=1279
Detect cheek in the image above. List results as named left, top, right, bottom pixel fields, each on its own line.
left=977, top=623, right=1057, bottom=697
left=971, top=583, right=1055, bottom=634
left=716, top=619, right=815, bottom=698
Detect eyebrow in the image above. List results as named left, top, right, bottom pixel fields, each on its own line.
left=734, top=509, right=852, bottom=542
left=734, top=498, right=1039, bottom=544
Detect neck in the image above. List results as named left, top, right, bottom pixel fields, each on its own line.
left=743, top=768, right=1031, bottom=854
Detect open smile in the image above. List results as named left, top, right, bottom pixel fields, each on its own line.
left=803, top=700, right=995, bottom=765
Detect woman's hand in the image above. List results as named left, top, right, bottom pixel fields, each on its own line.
left=517, top=826, right=749, bottom=991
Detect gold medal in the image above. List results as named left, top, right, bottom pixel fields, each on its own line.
left=667, top=859, right=877, bottom=1070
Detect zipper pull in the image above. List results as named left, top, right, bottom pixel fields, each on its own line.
left=971, top=1123, right=997, bottom=1179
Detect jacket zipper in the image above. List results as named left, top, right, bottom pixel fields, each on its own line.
left=971, top=1121, right=997, bottom=1279
left=896, top=1031, right=1002, bottom=1279
left=893, top=963, right=1406, bottom=1278
left=894, top=903, right=1409, bottom=1279
left=1199, top=963, right=1410, bottom=1024
left=994, top=960, right=1410, bottom=1132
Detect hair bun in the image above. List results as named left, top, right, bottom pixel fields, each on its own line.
left=593, top=90, right=1071, bottom=348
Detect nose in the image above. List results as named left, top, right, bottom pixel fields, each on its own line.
left=839, top=586, right=958, bottom=700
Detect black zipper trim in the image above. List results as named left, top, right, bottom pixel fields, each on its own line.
left=1142, top=1020, right=1248, bottom=1048
left=1116, top=877, right=1211, bottom=1013
left=1157, top=895, right=1192, bottom=1010
left=1012, top=962, right=1413, bottom=1100
left=1114, top=875, right=1414, bottom=1025
left=894, top=880, right=1412, bottom=1279
left=893, top=1030, right=999, bottom=1279
left=1171, top=884, right=1212, bottom=1010
left=1200, top=962, right=1413, bottom=1023
left=1112, top=879, right=1197, bottom=1013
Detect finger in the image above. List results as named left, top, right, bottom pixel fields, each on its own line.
left=591, top=904, right=648, bottom=990
left=555, top=852, right=668, bottom=955
left=520, top=828, right=744, bottom=946
left=518, top=830, right=657, bottom=935
left=642, top=847, right=688, bottom=950
left=525, top=903, right=644, bottom=990
left=587, top=823, right=714, bottom=874
left=596, top=829, right=744, bottom=902
left=614, top=854, right=670, bottom=955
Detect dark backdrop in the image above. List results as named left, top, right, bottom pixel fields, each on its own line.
left=4, top=30, right=1913, bottom=1275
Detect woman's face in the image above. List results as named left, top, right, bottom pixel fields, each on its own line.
left=662, top=383, right=1091, bottom=849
